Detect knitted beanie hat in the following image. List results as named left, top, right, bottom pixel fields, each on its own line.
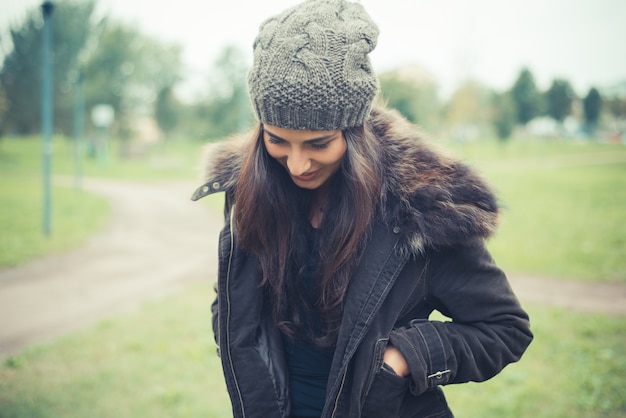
left=248, top=0, right=379, bottom=131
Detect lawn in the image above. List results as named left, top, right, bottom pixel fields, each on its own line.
left=443, top=306, right=626, bottom=417
left=1, top=283, right=623, bottom=418
left=0, top=283, right=229, bottom=418
left=445, top=138, right=626, bottom=282
left=1, top=135, right=625, bottom=417
left=0, top=136, right=204, bottom=267
left=0, top=137, right=110, bottom=267
left=487, top=162, right=625, bottom=281
left=2, top=135, right=625, bottom=280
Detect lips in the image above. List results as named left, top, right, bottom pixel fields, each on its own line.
left=294, top=170, right=319, bottom=182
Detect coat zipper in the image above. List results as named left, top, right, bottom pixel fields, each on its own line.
left=329, top=338, right=386, bottom=417
left=225, top=206, right=246, bottom=416
left=330, top=367, right=348, bottom=418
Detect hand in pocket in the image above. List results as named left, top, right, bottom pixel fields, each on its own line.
left=361, top=363, right=410, bottom=417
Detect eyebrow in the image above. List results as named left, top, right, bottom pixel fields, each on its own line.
left=263, top=129, right=337, bottom=144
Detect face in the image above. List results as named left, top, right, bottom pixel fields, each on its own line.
left=263, top=125, right=347, bottom=190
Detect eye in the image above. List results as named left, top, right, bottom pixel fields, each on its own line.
left=267, top=136, right=285, bottom=145
left=310, top=142, right=330, bottom=150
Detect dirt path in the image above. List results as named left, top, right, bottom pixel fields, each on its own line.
left=0, top=178, right=221, bottom=359
left=507, top=274, right=626, bottom=316
left=0, top=178, right=624, bottom=359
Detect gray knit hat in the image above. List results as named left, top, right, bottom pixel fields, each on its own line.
left=248, top=0, right=379, bottom=131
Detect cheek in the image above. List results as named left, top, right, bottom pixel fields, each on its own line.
left=326, top=141, right=347, bottom=166
left=264, top=142, right=286, bottom=161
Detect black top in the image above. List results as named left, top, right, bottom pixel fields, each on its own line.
left=283, top=335, right=334, bottom=417
left=282, top=224, right=335, bottom=417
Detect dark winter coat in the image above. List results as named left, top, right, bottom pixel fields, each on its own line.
left=192, top=106, right=533, bottom=417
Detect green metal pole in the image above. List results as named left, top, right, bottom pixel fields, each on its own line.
left=73, top=71, right=84, bottom=189
left=41, top=1, right=54, bottom=237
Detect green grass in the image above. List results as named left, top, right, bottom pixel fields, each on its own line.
left=441, top=138, right=626, bottom=282
left=0, top=178, right=109, bottom=267
left=0, top=137, right=111, bottom=267
left=1, top=135, right=625, bottom=416
left=0, top=283, right=230, bottom=418
left=0, top=135, right=206, bottom=267
left=486, top=163, right=626, bottom=282
left=1, top=285, right=624, bottom=418
left=0, top=135, right=204, bottom=182
left=3, top=135, right=624, bottom=280
left=443, top=305, right=626, bottom=417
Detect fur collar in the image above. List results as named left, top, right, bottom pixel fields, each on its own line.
left=194, top=106, right=499, bottom=253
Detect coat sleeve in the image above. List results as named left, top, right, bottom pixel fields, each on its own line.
left=388, top=241, right=533, bottom=396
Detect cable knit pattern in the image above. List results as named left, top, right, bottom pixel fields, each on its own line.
left=248, top=0, right=379, bottom=130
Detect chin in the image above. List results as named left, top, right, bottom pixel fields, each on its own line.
left=295, top=182, right=321, bottom=190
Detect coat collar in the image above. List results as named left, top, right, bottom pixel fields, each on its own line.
left=193, top=105, right=499, bottom=253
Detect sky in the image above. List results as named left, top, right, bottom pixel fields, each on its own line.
left=1, top=0, right=626, bottom=101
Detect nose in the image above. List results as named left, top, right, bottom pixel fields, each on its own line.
left=286, top=149, right=312, bottom=176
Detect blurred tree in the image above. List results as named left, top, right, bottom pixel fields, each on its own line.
left=379, top=75, right=418, bottom=120
left=0, top=83, right=7, bottom=137
left=582, top=87, right=602, bottom=136
left=545, top=78, right=575, bottom=123
left=0, top=1, right=182, bottom=139
left=155, top=85, right=180, bottom=138
left=604, top=93, right=626, bottom=141
left=82, top=21, right=183, bottom=138
left=208, top=45, right=247, bottom=102
left=0, top=32, right=6, bottom=137
left=445, top=80, right=491, bottom=140
left=379, top=65, right=440, bottom=130
left=147, top=42, right=183, bottom=138
left=605, top=95, right=626, bottom=120
left=491, top=91, right=516, bottom=141
left=446, top=80, right=490, bottom=124
left=200, top=45, right=252, bottom=139
left=0, top=0, right=98, bottom=135
left=81, top=22, right=133, bottom=131
left=510, top=67, right=542, bottom=125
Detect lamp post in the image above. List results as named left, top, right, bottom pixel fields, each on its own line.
left=73, top=70, right=84, bottom=189
left=41, top=1, right=54, bottom=236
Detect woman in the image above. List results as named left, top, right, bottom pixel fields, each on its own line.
left=192, top=0, right=532, bottom=417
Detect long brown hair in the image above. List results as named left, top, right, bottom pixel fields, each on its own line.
left=234, top=122, right=383, bottom=345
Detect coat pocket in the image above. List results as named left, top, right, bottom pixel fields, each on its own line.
left=362, top=363, right=410, bottom=418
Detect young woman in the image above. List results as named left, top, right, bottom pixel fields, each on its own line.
left=192, top=1, right=532, bottom=417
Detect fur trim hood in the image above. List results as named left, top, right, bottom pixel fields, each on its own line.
left=192, top=106, right=499, bottom=253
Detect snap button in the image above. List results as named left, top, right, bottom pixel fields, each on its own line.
left=392, top=226, right=401, bottom=234
left=427, top=369, right=451, bottom=379
left=212, top=181, right=221, bottom=190
left=201, top=185, right=209, bottom=193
